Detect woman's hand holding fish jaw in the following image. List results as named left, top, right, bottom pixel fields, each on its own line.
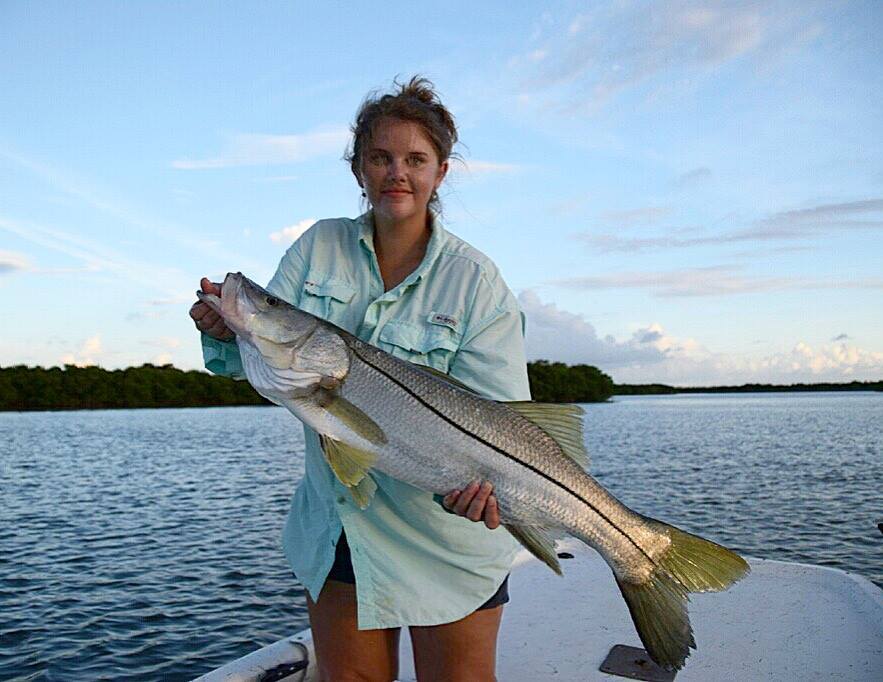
left=190, top=277, right=234, bottom=341
left=444, top=481, right=500, bottom=530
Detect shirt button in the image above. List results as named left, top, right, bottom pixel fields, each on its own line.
left=337, top=496, right=346, bottom=504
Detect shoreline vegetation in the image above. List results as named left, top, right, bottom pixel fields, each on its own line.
left=0, top=362, right=879, bottom=412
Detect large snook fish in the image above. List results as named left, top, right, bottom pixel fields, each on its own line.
left=198, top=272, right=749, bottom=671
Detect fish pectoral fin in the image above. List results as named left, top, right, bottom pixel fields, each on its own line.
left=319, top=435, right=377, bottom=487
left=348, top=474, right=377, bottom=510
left=504, top=524, right=562, bottom=575
left=505, top=402, right=589, bottom=468
left=321, top=394, right=387, bottom=446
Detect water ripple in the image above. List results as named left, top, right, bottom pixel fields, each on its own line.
left=1, top=395, right=881, bottom=679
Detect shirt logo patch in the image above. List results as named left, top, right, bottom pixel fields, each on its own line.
left=430, top=313, right=459, bottom=331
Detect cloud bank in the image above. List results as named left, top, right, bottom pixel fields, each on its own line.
left=519, top=291, right=883, bottom=385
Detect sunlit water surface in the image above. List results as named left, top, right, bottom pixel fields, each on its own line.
left=1, top=393, right=880, bottom=680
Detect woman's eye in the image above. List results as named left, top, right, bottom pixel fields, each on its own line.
left=368, top=152, right=387, bottom=166
left=266, top=296, right=278, bottom=306
left=407, top=156, right=426, bottom=167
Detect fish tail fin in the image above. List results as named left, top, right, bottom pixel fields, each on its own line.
left=615, top=570, right=693, bottom=671
left=650, top=518, right=751, bottom=593
left=616, top=519, right=750, bottom=671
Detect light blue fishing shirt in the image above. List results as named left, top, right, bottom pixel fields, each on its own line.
left=201, top=211, right=530, bottom=629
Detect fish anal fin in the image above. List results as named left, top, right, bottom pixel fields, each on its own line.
left=348, top=474, right=377, bottom=510
left=504, top=524, right=562, bottom=575
left=319, top=435, right=376, bottom=487
left=505, top=402, right=589, bottom=468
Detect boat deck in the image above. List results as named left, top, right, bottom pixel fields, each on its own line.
left=197, top=542, right=883, bottom=681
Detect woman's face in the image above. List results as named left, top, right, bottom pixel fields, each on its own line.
left=357, top=117, right=448, bottom=227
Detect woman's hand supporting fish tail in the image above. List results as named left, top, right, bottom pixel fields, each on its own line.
left=442, top=480, right=500, bottom=530
left=190, top=277, right=235, bottom=341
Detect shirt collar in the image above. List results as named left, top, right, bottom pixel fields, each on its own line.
left=357, top=210, right=448, bottom=287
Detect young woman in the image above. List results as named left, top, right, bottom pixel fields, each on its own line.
left=190, top=77, right=531, bottom=681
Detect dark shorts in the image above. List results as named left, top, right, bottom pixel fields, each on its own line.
left=327, top=531, right=510, bottom=611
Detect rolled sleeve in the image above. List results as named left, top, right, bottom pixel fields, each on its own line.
left=451, top=301, right=531, bottom=402
left=201, top=334, right=245, bottom=379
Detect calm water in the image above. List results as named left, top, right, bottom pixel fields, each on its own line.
left=1, top=393, right=881, bottom=680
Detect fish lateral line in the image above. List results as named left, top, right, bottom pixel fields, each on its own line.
left=350, top=343, right=657, bottom=567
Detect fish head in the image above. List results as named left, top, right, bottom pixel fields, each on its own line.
left=197, top=272, right=317, bottom=347
left=198, top=273, right=348, bottom=378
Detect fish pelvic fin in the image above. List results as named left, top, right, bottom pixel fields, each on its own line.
left=617, top=519, right=750, bottom=671
left=504, top=524, right=562, bottom=575
left=505, top=402, right=588, bottom=468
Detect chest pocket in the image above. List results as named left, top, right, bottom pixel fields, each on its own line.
left=299, top=274, right=357, bottom=322
left=378, top=317, right=462, bottom=373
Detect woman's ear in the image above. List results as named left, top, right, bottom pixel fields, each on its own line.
left=435, top=160, right=449, bottom=190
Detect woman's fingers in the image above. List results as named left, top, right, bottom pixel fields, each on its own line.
left=467, top=481, right=493, bottom=522
left=189, top=301, right=209, bottom=322
left=483, top=494, right=500, bottom=530
left=442, top=490, right=461, bottom=510
left=452, top=480, right=479, bottom=516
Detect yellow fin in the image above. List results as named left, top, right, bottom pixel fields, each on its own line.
left=504, top=524, right=562, bottom=575
left=506, top=402, right=588, bottom=468
left=348, top=474, right=377, bottom=510
left=319, top=435, right=376, bottom=487
left=324, top=396, right=387, bottom=446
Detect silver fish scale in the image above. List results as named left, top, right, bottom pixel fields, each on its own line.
left=334, top=330, right=668, bottom=580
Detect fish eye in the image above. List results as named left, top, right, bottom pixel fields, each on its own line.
left=266, top=296, right=278, bottom=306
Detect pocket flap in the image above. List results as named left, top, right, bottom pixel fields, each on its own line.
left=380, top=319, right=461, bottom=354
left=303, top=276, right=356, bottom=303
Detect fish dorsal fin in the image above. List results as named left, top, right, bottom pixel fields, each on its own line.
left=415, top=364, right=479, bottom=394
left=505, top=402, right=588, bottom=468
left=319, top=435, right=377, bottom=489
left=323, top=395, right=387, bottom=446
left=504, top=524, right=562, bottom=575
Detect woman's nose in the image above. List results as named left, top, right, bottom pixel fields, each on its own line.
left=386, top=158, right=406, bottom=179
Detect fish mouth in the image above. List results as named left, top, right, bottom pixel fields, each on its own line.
left=196, top=272, right=247, bottom=333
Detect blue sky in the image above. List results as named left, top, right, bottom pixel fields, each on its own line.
left=1, top=1, right=881, bottom=385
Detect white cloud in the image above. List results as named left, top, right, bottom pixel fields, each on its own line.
left=451, top=159, right=522, bottom=178
left=173, top=127, right=350, bottom=169
left=675, top=166, right=712, bottom=187
left=0, top=216, right=189, bottom=299
left=270, top=218, right=316, bottom=244
left=517, top=2, right=825, bottom=111
left=519, top=290, right=667, bottom=366
left=598, top=206, right=673, bottom=227
left=555, top=265, right=792, bottom=297
left=0, top=249, right=29, bottom=274
left=579, top=198, right=883, bottom=253
left=520, top=291, right=883, bottom=385
left=60, top=335, right=103, bottom=367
